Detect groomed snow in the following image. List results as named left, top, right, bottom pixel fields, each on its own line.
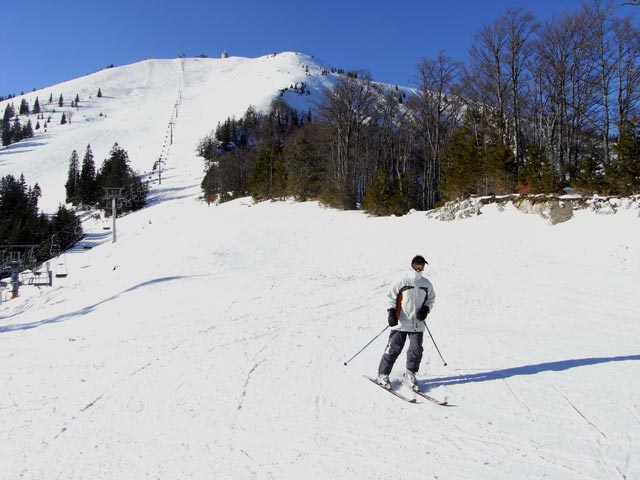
left=1, top=53, right=639, bottom=480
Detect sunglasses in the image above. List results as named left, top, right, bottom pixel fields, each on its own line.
left=412, top=264, right=425, bottom=271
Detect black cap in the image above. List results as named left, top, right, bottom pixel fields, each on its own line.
left=411, top=255, right=428, bottom=266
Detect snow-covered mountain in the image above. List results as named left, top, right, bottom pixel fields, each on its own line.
left=1, top=53, right=639, bottom=480
left=0, top=52, right=337, bottom=211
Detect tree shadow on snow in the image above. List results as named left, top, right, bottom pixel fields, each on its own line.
left=420, top=355, right=640, bottom=391
left=0, top=274, right=208, bottom=333
left=146, top=184, right=198, bottom=207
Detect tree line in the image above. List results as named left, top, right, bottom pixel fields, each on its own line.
left=0, top=174, right=82, bottom=267
left=1, top=89, right=102, bottom=147
left=199, top=1, right=639, bottom=215
left=0, top=141, right=148, bottom=275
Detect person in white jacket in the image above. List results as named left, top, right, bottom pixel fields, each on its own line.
left=377, top=255, right=436, bottom=390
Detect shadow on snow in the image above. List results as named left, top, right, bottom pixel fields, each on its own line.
left=0, top=274, right=209, bottom=333
left=420, top=355, right=640, bottom=390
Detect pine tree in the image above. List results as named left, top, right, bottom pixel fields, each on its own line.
left=11, top=117, right=23, bottom=142
left=1, top=105, right=13, bottom=146
left=19, top=98, right=29, bottom=115
left=22, top=120, right=34, bottom=139
left=440, top=124, right=484, bottom=200
left=96, top=143, right=148, bottom=213
left=51, top=204, right=83, bottom=250
left=60, top=113, right=67, bottom=125
left=285, top=125, right=323, bottom=201
left=48, top=93, right=53, bottom=103
left=520, top=146, right=560, bottom=194
left=97, top=88, right=102, bottom=98
left=250, top=141, right=287, bottom=200
left=58, top=94, right=64, bottom=107
left=78, top=145, right=97, bottom=206
left=75, top=94, right=80, bottom=106
left=362, top=169, right=404, bottom=216
left=609, top=123, right=640, bottom=194
left=33, top=97, right=41, bottom=114
left=0, top=174, right=48, bottom=247
left=65, top=149, right=81, bottom=204
left=3, top=103, right=15, bottom=120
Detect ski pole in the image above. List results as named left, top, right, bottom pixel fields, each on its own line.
left=424, top=323, right=447, bottom=366
left=343, top=325, right=389, bottom=366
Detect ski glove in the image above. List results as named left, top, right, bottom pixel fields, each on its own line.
left=417, top=306, right=430, bottom=321
left=387, top=308, right=398, bottom=327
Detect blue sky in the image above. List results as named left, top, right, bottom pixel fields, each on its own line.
left=1, top=0, right=637, bottom=96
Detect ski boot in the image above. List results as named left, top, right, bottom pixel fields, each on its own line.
left=403, top=370, right=419, bottom=391
left=376, top=373, right=390, bottom=389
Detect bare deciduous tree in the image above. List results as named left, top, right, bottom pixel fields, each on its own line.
left=316, top=73, right=377, bottom=208
left=410, top=53, right=463, bottom=209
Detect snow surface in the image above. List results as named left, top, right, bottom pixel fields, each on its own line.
left=1, top=53, right=640, bottom=480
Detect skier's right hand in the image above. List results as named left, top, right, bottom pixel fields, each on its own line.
left=387, top=308, right=398, bottom=327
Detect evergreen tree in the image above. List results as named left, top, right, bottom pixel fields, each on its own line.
left=97, top=88, right=102, bottom=98
left=51, top=204, right=83, bottom=251
left=33, top=97, right=41, bottom=114
left=75, top=94, right=80, bottom=106
left=0, top=174, right=46, bottom=247
left=0, top=174, right=30, bottom=244
left=11, top=117, right=23, bottom=142
left=58, top=94, right=64, bottom=107
left=609, top=124, right=640, bottom=195
left=1, top=104, right=13, bottom=146
left=483, top=140, right=517, bottom=195
left=65, top=149, right=81, bottom=204
left=520, top=146, right=560, bottom=194
left=19, top=98, right=29, bottom=115
left=4, top=103, right=15, bottom=119
left=250, top=141, right=287, bottom=200
left=22, top=120, right=34, bottom=139
left=96, top=143, right=129, bottom=189
left=96, top=143, right=148, bottom=213
left=60, top=113, right=67, bottom=125
left=362, top=169, right=404, bottom=216
left=48, top=93, right=53, bottom=103
left=440, top=124, right=484, bottom=200
left=284, top=125, right=323, bottom=201
left=0, top=173, right=82, bottom=261
left=78, top=145, right=97, bottom=206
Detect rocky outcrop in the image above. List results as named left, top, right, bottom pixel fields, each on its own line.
left=429, top=195, right=640, bottom=224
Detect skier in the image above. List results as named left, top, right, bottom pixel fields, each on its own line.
left=377, top=255, right=436, bottom=391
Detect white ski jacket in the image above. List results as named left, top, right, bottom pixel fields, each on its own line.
left=387, top=270, right=436, bottom=332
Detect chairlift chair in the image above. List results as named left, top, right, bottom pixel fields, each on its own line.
left=50, top=237, right=61, bottom=258
left=55, top=254, right=68, bottom=278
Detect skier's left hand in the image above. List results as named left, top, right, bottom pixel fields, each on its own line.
left=417, top=306, right=429, bottom=321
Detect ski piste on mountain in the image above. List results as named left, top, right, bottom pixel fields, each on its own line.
left=364, top=376, right=448, bottom=405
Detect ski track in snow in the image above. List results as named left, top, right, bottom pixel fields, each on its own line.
left=1, top=53, right=639, bottom=480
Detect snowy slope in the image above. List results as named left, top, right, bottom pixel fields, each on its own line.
left=0, top=52, right=334, bottom=212
left=1, top=53, right=640, bottom=480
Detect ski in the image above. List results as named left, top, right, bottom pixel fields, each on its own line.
left=413, top=388, right=448, bottom=406
left=364, top=376, right=417, bottom=403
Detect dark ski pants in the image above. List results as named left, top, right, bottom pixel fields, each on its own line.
left=378, top=330, right=424, bottom=375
